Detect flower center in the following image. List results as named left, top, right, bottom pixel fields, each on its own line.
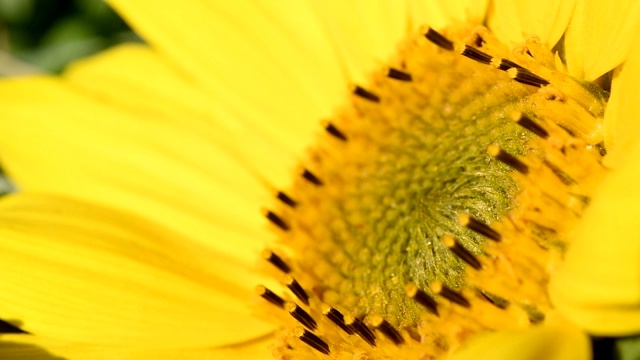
left=256, top=25, right=608, bottom=359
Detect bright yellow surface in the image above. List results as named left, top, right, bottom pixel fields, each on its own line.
left=0, top=0, right=639, bottom=358
left=0, top=334, right=273, bottom=359
left=551, top=140, right=640, bottom=335
left=603, top=21, right=640, bottom=168
left=0, top=71, right=274, bottom=265
left=0, top=193, right=273, bottom=348
left=564, top=0, right=640, bottom=80
left=488, top=0, right=576, bottom=48
left=449, top=314, right=590, bottom=360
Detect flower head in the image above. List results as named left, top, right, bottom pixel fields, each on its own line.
left=0, top=1, right=640, bottom=359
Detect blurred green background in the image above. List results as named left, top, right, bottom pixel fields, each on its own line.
left=0, top=0, right=139, bottom=76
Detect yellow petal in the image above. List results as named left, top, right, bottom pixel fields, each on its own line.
left=106, top=0, right=361, bottom=156
left=63, top=43, right=298, bottom=195
left=305, top=0, right=413, bottom=84
left=564, top=0, right=640, bottom=80
left=410, top=0, right=489, bottom=30
left=0, top=334, right=274, bottom=360
left=550, top=143, right=640, bottom=335
left=0, top=73, right=274, bottom=265
left=487, top=0, right=576, bottom=48
left=603, top=24, right=640, bottom=168
left=449, top=313, right=590, bottom=360
left=602, top=68, right=624, bottom=168
left=106, top=1, right=423, bottom=88
left=0, top=193, right=272, bottom=348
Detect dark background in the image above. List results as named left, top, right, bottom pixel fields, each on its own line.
left=0, top=0, right=138, bottom=75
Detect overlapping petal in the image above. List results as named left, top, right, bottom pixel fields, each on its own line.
left=602, top=18, right=640, bottom=168
left=409, top=0, right=488, bottom=30
left=487, top=0, right=575, bottom=48
left=105, top=0, right=487, bottom=153
left=0, top=52, right=282, bottom=266
left=62, top=43, right=298, bottom=203
left=555, top=21, right=640, bottom=336
left=106, top=0, right=349, bottom=157
left=304, top=1, right=412, bottom=84
left=448, top=314, right=590, bottom=360
left=550, top=139, right=640, bottom=335
left=551, top=0, right=640, bottom=337
left=0, top=334, right=273, bottom=359
left=0, top=193, right=273, bottom=349
left=564, top=0, right=640, bottom=80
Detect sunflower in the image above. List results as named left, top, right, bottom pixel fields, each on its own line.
left=0, top=0, right=640, bottom=359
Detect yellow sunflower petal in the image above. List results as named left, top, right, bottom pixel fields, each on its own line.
left=305, top=0, right=414, bottom=84
left=564, top=0, right=640, bottom=80
left=0, top=334, right=274, bottom=359
left=602, top=69, right=624, bottom=168
left=107, top=0, right=431, bottom=93
left=0, top=193, right=272, bottom=348
left=550, top=143, right=640, bottom=335
left=106, top=0, right=363, bottom=157
left=602, top=23, right=640, bottom=168
left=63, top=43, right=299, bottom=193
left=448, top=313, right=590, bottom=360
left=410, top=0, right=489, bottom=30
left=0, top=73, right=275, bottom=264
left=487, top=0, right=576, bottom=48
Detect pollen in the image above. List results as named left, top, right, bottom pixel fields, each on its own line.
left=256, top=24, right=608, bottom=359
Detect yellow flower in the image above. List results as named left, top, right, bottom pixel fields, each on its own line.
left=0, top=0, right=639, bottom=359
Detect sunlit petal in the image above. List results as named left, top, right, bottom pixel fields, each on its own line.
left=449, top=314, right=590, bottom=360
left=0, top=193, right=272, bottom=348
left=487, top=0, right=576, bottom=48
left=550, top=142, right=640, bottom=335
left=0, top=334, right=274, bottom=360
left=63, top=43, right=300, bottom=195
left=410, top=0, right=489, bottom=30
left=602, top=70, right=624, bottom=168
left=304, top=1, right=419, bottom=85
left=564, top=0, right=640, bottom=80
left=0, top=72, right=277, bottom=264
left=106, top=0, right=371, bottom=160
left=602, top=24, right=640, bottom=168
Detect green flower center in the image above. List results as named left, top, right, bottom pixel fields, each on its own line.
left=283, top=54, right=533, bottom=326
left=258, top=25, right=608, bottom=359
